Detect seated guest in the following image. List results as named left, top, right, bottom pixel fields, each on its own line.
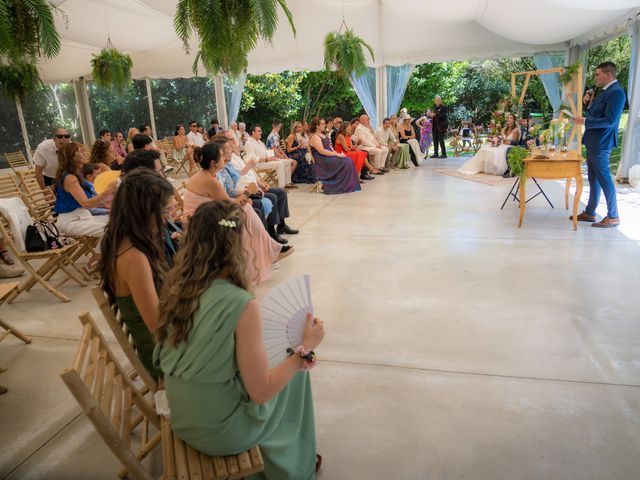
left=173, top=124, right=196, bottom=174
left=99, top=169, right=175, bottom=378
left=183, top=143, right=287, bottom=284
left=98, top=129, right=112, bottom=143
left=197, top=124, right=208, bottom=142
left=375, top=117, right=405, bottom=169
left=208, top=118, right=222, bottom=139
left=216, top=133, right=299, bottom=245
left=335, top=122, right=373, bottom=180
left=83, top=163, right=110, bottom=215
left=398, top=114, right=423, bottom=166
left=187, top=121, right=205, bottom=148
left=111, top=131, right=126, bottom=169
left=353, top=114, right=389, bottom=174
left=502, top=114, right=521, bottom=145
left=34, top=127, right=71, bottom=189
left=309, top=117, right=361, bottom=195
left=287, top=121, right=316, bottom=184
left=139, top=124, right=172, bottom=173
left=245, top=125, right=296, bottom=189
left=331, top=117, right=342, bottom=147
left=266, top=120, right=298, bottom=183
left=154, top=200, right=325, bottom=478
left=90, top=139, right=114, bottom=173
left=123, top=149, right=162, bottom=174
left=229, top=121, right=242, bottom=146
left=238, top=122, right=250, bottom=147
left=54, top=142, right=117, bottom=271
left=125, top=128, right=138, bottom=153
left=324, top=118, right=334, bottom=141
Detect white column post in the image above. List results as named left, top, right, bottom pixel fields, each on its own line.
left=15, top=98, right=33, bottom=164
left=73, top=77, right=95, bottom=144
left=214, top=75, right=229, bottom=129
left=145, top=78, right=158, bottom=138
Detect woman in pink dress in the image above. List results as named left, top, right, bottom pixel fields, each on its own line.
left=416, top=110, right=433, bottom=154
left=181, top=142, right=288, bottom=284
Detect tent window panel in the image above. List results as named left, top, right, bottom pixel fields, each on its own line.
left=21, top=83, right=82, bottom=147
left=0, top=94, right=24, bottom=167
left=88, top=81, right=150, bottom=138
left=151, top=78, right=217, bottom=140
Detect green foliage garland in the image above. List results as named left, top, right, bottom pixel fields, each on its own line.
left=0, top=0, right=61, bottom=59
left=91, top=48, right=133, bottom=93
left=0, top=58, right=42, bottom=99
left=560, top=63, right=580, bottom=85
left=507, top=146, right=529, bottom=179
left=175, top=0, right=296, bottom=77
left=323, top=28, right=375, bottom=78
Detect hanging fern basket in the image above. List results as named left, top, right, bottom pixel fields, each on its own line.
left=91, top=47, right=133, bottom=92
left=0, top=59, right=43, bottom=100
left=323, top=27, right=375, bottom=78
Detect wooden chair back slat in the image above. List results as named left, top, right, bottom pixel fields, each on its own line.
left=4, top=151, right=30, bottom=172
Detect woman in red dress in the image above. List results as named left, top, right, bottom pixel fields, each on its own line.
left=334, top=123, right=375, bottom=181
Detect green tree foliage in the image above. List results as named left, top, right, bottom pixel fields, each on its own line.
left=21, top=83, right=81, bottom=145
left=585, top=34, right=630, bottom=90
left=88, top=81, right=150, bottom=137
left=298, top=70, right=362, bottom=121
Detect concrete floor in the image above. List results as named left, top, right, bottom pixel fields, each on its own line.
left=1, top=158, right=639, bottom=480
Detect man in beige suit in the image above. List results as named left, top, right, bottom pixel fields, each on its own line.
left=353, top=114, right=389, bottom=173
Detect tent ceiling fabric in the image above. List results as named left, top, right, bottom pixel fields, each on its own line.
left=38, top=0, right=640, bottom=83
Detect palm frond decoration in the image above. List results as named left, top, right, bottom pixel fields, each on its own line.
left=175, top=0, right=296, bottom=77
left=0, top=0, right=61, bottom=59
left=323, top=28, right=374, bottom=78
left=91, top=48, right=133, bottom=93
left=0, top=58, right=43, bottom=99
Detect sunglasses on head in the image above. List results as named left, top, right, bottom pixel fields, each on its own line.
left=55, top=134, right=71, bottom=139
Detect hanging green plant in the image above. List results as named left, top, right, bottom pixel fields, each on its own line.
left=560, top=63, right=580, bottom=85
left=323, top=28, right=375, bottom=78
left=175, top=0, right=296, bottom=77
left=0, top=0, right=62, bottom=59
left=507, top=146, right=529, bottom=179
left=91, top=47, right=133, bottom=93
left=0, top=58, right=43, bottom=100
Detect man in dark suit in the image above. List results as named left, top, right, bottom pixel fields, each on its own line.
left=573, top=61, right=626, bottom=228
left=430, top=96, right=448, bottom=158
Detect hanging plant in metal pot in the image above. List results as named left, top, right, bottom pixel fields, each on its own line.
left=0, top=0, right=62, bottom=99
left=323, top=24, right=375, bottom=78
left=91, top=41, right=133, bottom=93
left=174, top=0, right=296, bottom=77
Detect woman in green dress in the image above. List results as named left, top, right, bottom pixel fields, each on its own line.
left=154, top=200, right=325, bottom=480
left=99, top=168, right=177, bottom=379
left=390, top=115, right=411, bottom=169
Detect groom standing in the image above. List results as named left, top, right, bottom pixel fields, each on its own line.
left=573, top=61, right=626, bottom=228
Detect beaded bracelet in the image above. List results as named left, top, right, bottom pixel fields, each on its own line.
left=287, top=346, right=317, bottom=371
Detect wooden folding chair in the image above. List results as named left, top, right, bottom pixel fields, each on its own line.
left=61, top=312, right=264, bottom=480
left=3, top=151, right=30, bottom=173
left=0, top=282, right=32, bottom=373
left=90, top=286, right=157, bottom=394
left=0, top=211, right=86, bottom=303
left=254, top=167, right=279, bottom=187
left=162, top=138, right=190, bottom=179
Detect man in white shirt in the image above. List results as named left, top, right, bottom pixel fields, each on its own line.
left=34, top=127, right=71, bottom=189
left=186, top=121, right=205, bottom=147
left=244, top=125, right=296, bottom=188
left=139, top=124, right=173, bottom=173
left=375, top=118, right=401, bottom=168
left=353, top=115, right=389, bottom=173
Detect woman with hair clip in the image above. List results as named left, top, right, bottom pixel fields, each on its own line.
left=155, top=200, right=325, bottom=479
left=54, top=142, right=117, bottom=272
left=182, top=142, right=289, bottom=284
left=99, top=169, right=176, bottom=378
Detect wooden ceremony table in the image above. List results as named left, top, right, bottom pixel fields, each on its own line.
left=518, top=150, right=584, bottom=230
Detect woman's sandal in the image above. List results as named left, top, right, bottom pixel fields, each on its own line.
left=316, top=454, right=322, bottom=473
left=0, top=250, right=15, bottom=266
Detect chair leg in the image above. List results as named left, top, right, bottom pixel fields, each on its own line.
left=0, top=318, right=32, bottom=344
left=9, top=258, right=71, bottom=303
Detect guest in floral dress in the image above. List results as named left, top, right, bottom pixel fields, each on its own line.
left=416, top=110, right=433, bottom=154
left=287, top=122, right=317, bottom=184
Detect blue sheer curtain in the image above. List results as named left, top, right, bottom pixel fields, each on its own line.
left=533, top=53, right=565, bottom=114
left=386, top=64, right=414, bottom=118
left=223, top=74, right=247, bottom=124
left=618, top=19, right=640, bottom=179
left=351, top=67, right=377, bottom=127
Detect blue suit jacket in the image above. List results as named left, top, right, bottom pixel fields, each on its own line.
left=583, top=81, right=626, bottom=152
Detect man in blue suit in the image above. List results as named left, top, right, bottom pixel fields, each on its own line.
left=573, top=61, right=626, bottom=228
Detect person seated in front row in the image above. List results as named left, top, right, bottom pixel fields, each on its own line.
left=182, top=143, right=289, bottom=285
left=335, top=122, right=373, bottom=180
left=54, top=142, right=117, bottom=272
left=266, top=119, right=298, bottom=187
left=154, top=200, right=326, bottom=478
left=309, top=116, right=361, bottom=195
left=287, top=121, right=317, bottom=184
left=214, top=133, right=299, bottom=245
left=245, top=125, right=296, bottom=189
left=99, top=169, right=176, bottom=378
left=90, top=138, right=115, bottom=174
left=353, top=114, right=389, bottom=174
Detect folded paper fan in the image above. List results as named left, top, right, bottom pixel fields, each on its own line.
left=94, top=170, right=121, bottom=194
left=261, top=275, right=313, bottom=368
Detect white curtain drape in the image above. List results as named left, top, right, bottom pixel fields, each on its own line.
left=351, top=67, right=378, bottom=128
left=617, top=18, right=640, bottom=180
left=533, top=53, right=566, bottom=113
left=386, top=64, right=414, bottom=118
left=224, top=74, right=247, bottom=124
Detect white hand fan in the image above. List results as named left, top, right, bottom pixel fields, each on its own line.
left=261, top=275, right=313, bottom=368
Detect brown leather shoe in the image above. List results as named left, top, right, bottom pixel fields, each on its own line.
left=570, top=212, right=596, bottom=222
left=592, top=217, right=620, bottom=228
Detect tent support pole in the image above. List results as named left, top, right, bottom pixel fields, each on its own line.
left=145, top=79, right=158, bottom=139
left=74, top=77, right=95, bottom=145
left=214, top=75, right=229, bottom=129
left=15, top=98, right=33, bottom=164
